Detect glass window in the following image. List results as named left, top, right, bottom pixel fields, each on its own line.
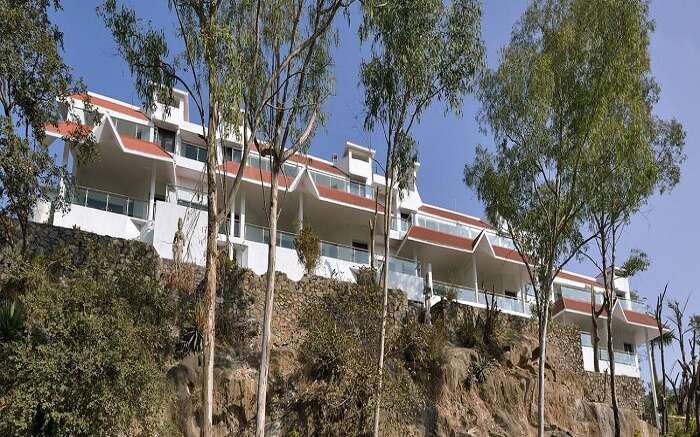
left=183, top=143, right=207, bottom=162
left=157, top=128, right=175, bottom=153
left=115, top=118, right=150, bottom=140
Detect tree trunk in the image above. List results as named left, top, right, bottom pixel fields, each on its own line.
left=201, top=109, right=219, bottom=437
left=606, top=305, right=620, bottom=437
left=660, top=336, right=668, bottom=434
left=372, top=187, right=392, bottom=437
left=255, top=169, right=280, bottom=437
left=537, top=300, right=550, bottom=437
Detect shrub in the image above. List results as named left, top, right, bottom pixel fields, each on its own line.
left=296, top=279, right=438, bottom=435
left=465, top=356, right=495, bottom=389
left=0, top=242, right=173, bottom=436
left=0, top=299, right=24, bottom=342
left=294, top=223, right=321, bottom=275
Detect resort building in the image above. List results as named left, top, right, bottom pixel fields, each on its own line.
left=35, top=89, right=661, bottom=382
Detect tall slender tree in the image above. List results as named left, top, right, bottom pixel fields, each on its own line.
left=463, top=1, right=675, bottom=434
left=359, top=0, right=484, bottom=434
left=100, top=2, right=249, bottom=435
left=0, top=0, right=98, bottom=250
left=228, top=2, right=349, bottom=435
left=656, top=284, right=669, bottom=434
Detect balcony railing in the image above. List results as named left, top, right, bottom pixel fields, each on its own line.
left=580, top=334, right=637, bottom=366
left=244, top=223, right=296, bottom=249
left=72, top=186, right=147, bottom=219
left=320, top=240, right=369, bottom=264
left=433, top=280, right=528, bottom=314
left=391, top=217, right=411, bottom=233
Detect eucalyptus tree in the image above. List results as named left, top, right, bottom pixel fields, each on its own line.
left=100, top=1, right=247, bottom=435
left=359, top=0, right=484, bottom=434
left=0, top=0, right=98, bottom=250
left=462, top=0, right=674, bottom=434
left=228, top=2, right=350, bottom=435
left=656, top=285, right=669, bottom=433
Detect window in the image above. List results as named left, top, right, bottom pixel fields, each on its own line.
left=156, top=128, right=175, bottom=153
left=623, top=343, right=634, bottom=354
left=114, top=118, right=150, bottom=140
left=183, top=142, right=208, bottom=163
left=223, top=146, right=243, bottom=162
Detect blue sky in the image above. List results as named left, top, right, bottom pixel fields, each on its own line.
left=51, top=1, right=699, bottom=382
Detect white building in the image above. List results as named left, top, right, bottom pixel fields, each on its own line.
left=37, top=89, right=663, bottom=382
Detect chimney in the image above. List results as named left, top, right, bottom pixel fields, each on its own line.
left=332, top=153, right=338, bottom=164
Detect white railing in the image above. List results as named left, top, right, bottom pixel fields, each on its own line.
left=244, top=223, right=296, bottom=249
left=558, top=286, right=647, bottom=314
left=72, top=186, right=148, bottom=219
left=433, top=280, right=528, bottom=315
left=309, top=169, right=373, bottom=199
left=320, top=240, right=369, bottom=264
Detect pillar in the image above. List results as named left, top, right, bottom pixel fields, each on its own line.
left=228, top=194, right=236, bottom=240
left=239, top=194, right=246, bottom=240
left=297, top=193, right=304, bottom=231
left=59, top=142, right=70, bottom=199
left=147, top=165, right=156, bottom=220
left=646, top=331, right=660, bottom=429
left=424, top=262, right=433, bottom=325
left=472, top=256, right=479, bottom=303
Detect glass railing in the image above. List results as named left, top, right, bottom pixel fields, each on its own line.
left=218, top=218, right=241, bottom=238
left=558, top=285, right=603, bottom=304
left=320, top=241, right=369, bottom=264
left=309, top=169, right=373, bottom=199
left=387, top=256, right=418, bottom=276
left=580, top=333, right=637, bottom=366
left=244, top=223, right=295, bottom=249
left=72, top=186, right=148, bottom=219
left=486, top=232, right=516, bottom=250
left=478, top=291, right=525, bottom=313
left=415, top=214, right=481, bottom=240
left=433, top=281, right=477, bottom=303
left=391, top=217, right=411, bottom=233
left=619, top=298, right=648, bottom=314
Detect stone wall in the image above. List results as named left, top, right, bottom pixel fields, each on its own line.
left=584, top=370, right=646, bottom=416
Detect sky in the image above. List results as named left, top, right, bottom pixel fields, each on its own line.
left=50, top=1, right=700, bottom=385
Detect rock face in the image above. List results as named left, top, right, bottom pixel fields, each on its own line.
left=165, top=273, right=657, bottom=437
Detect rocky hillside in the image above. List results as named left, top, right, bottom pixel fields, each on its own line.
left=166, top=270, right=658, bottom=437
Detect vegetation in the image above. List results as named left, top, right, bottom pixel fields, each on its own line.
left=296, top=278, right=445, bottom=435
left=295, top=224, right=321, bottom=276
left=0, top=243, right=173, bottom=436
left=0, top=0, right=98, bottom=250
left=358, top=0, right=485, bottom=432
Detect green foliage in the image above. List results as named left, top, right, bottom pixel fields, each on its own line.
left=296, top=280, right=440, bottom=435
left=0, top=0, right=98, bottom=247
left=465, top=356, right=495, bottom=390
left=0, top=299, right=24, bottom=342
left=0, top=244, right=173, bottom=436
left=619, top=250, right=651, bottom=278
left=360, top=0, right=484, bottom=194
left=294, top=223, right=321, bottom=275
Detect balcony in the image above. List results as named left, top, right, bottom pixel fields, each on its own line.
left=556, top=285, right=648, bottom=314
left=73, top=186, right=148, bottom=219
left=580, top=333, right=637, bottom=367
left=433, top=280, right=528, bottom=315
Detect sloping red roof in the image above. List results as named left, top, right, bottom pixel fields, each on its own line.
left=289, top=154, right=346, bottom=176
left=219, top=160, right=294, bottom=187
left=553, top=297, right=658, bottom=328
left=120, top=135, right=172, bottom=159
left=418, top=204, right=494, bottom=230
left=557, top=271, right=599, bottom=288
left=407, top=226, right=473, bottom=251
left=45, top=121, right=91, bottom=137
left=72, top=93, right=149, bottom=121
left=316, top=185, right=383, bottom=211
left=492, top=246, right=525, bottom=263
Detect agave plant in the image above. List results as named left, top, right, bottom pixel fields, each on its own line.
left=0, top=299, right=25, bottom=342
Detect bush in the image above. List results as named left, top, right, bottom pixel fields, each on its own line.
left=0, top=242, right=174, bottom=436
left=454, top=298, right=512, bottom=359
left=296, top=279, right=440, bottom=435
left=294, top=223, right=321, bottom=275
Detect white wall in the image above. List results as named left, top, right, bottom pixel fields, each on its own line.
left=152, top=200, right=209, bottom=265
left=53, top=204, right=145, bottom=240
left=244, top=240, right=305, bottom=281
left=581, top=345, right=640, bottom=378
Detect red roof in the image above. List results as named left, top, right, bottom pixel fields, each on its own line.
left=316, top=185, right=383, bottom=211
left=553, top=297, right=658, bottom=328
left=45, top=121, right=91, bottom=137
left=407, top=226, right=474, bottom=251
left=418, top=204, right=494, bottom=230
left=492, top=246, right=525, bottom=263
left=120, top=135, right=172, bottom=159
left=72, top=93, right=149, bottom=122
left=289, top=154, right=346, bottom=176
left=219, top=160, right=294, bottom=187
left=557, top=271, right=599, bottom=288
